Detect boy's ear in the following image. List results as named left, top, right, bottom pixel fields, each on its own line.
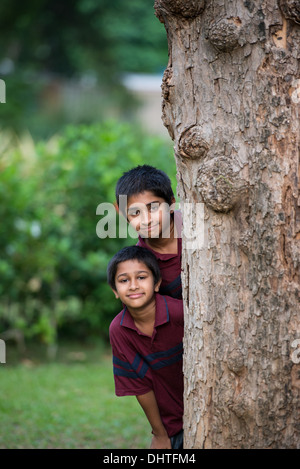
left=170, top=196, right=176, bottom=213
left=112, top=289, right=119, bottom=299
left=115, top=198, right=128, bottom=219
left=154, top=278, right=162, bottom=293
left=113, top=201, right=119, bottom=214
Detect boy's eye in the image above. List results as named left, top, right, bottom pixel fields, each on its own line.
left=128, top=209, right=140, bottom=217
left=150, top=203, right=160, bottom=212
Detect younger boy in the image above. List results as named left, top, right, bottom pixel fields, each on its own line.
left=107, top=245, right=184, bottom=449
left=115, top=165, right=182, bottom=299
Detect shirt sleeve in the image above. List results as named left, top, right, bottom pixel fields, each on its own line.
left=167, top=297, right=184, bottom=328
left=109, top=323, right=153, bottom=397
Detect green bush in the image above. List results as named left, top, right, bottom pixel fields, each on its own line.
left=0, top=121, right=176, bottom=345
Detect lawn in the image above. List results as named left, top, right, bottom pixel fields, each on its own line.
left=0, top=342, right=150, bottom=449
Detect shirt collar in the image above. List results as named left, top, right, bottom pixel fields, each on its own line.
left=120, top=293, right=170, bottom=331
left=138, top=236, right=181, bottom=260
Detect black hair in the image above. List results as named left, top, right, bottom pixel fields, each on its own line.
left=115, top=165, right=174, bottom=210
left=107, top=245, right=161, bottom=291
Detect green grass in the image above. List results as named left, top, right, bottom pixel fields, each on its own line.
left=0, top=342, right=150, bottom=449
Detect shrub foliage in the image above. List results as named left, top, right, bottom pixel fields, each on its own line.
left=0, top=121, right=176, bottom=344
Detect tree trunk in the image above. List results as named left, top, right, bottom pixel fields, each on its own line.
left=154, top=0, right=300, bottom=449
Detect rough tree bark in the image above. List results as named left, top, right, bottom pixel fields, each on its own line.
left=154, top=0, right=300, bottom=449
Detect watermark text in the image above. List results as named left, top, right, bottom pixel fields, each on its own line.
left=0, top=79, right=6, bottom=103
left=0, top=339, right=6, bottom=364
left=96, top=198, right=205, bottom=250
left=291, top=339, right=300, bottom=364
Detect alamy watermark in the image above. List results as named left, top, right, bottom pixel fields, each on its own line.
left=96, top=198, right=205, bottom=251
left=0, top=339, right=6, bottom=364
left=291, top=79, right=300, bottom=104
left=291, top=339, right=300, bottom=364
left=0, top=79, right=6, bottom=103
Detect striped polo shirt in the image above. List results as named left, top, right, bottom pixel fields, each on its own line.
left=109, top=293, right=184, bottom=437
left=137, top=211, right=182, bottom=299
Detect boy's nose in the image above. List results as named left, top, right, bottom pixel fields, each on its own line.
left=140, top=210, right=150, bottom=226
left=129, top=279, right=138, bottom=289
left=141, top=211, right=154, bottom=228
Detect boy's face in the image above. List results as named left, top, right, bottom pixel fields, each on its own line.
left=113, top=259, right=161, bottom=310
left=127, top=191, right=175, bottom=239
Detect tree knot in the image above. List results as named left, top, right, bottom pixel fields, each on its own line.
left=154, top=0, right=206, bottom=21
left=196, top=156, right=248, bottom=213
left=208, top=17, right=243, bottom=51
left=178, top=125, right=209, bottom=159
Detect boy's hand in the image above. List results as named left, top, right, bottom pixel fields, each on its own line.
left=136, top=391, right=172, bottom=449
left=150, top=434, right=172, bottom=449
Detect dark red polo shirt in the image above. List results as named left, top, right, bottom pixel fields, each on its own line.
left=109, top=293, right=184, bottom=437
left=137, top=211, right=182, bottom=299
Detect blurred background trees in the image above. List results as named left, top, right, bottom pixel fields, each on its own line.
left=0, top=0, right=168, bottom=137
left=0, top=1, right=176, bottom=351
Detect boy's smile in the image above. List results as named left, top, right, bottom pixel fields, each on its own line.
left=113, top=259, right=161, bottom=311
